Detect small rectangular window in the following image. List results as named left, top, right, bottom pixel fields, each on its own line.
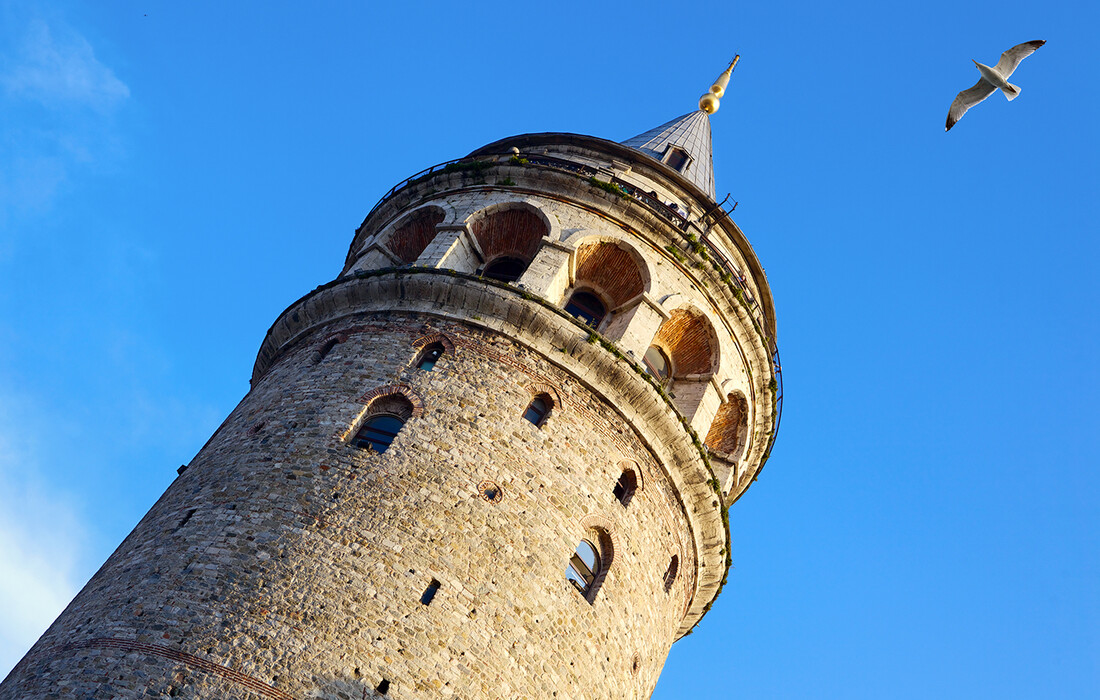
left=376, top=679, right=390, bottom=695
left=665, top=146, right=689, bottom=171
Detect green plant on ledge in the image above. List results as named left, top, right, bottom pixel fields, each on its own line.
left=587, top=176, right=628, bottom=199
left=497, top=177, right=516, bottom=186
left=509, top=155, right=529, bottom=165
left=443, top=160, right=492, bottom=175
left=664, top=244, right=687, bottom=263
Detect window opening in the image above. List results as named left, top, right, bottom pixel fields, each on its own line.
left=523, top=395, right=550, bottom=426
left=664, top=555, right=679, bottom=593
left=352, top=415, right=405, bottom=453
left=643, top=345, right=671, bottom=383
left=612, top=469, right=638, bottom=507
left=314, top=337, right=340, bottom=364
left=376, top=679, right=390, bottom=695
left=415, top=342, right=444, bottom=371
left=481, top=256, right=527, bottom=283
left=421, top=579, right=441, bottom=605
left=564, top=290, right=607, bottom=327
left=565, top=539, right=600, bottom=595
left=664, top=146, right=690, bottom=171
left=175, top=508, right=197, bottom=531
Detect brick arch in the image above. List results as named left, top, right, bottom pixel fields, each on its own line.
left=570, top=240, right=648, bottom=310
left=412, top=331, right=456, bottom=355
left=311, top=331, right=349, bottom=364
left=525, top=382, right=563, bottom=410
left=468, top=204, right=550, bottom=264
left=654, top=308, right=719, bottom=378
left=385, top=206, right=445, bottom=264
left=705, top=391, right=749, bottom=458
left=357, top=384, right=425, bottom=418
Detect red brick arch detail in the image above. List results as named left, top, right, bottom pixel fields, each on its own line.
left=654, top=308, right=719, bottom=377
left=411, top=332, right=456, bottom=354
left=572, top=241, right=647, bottom=309
left=357, top=384, right=425, bottom=418
left=385, top=206, right=445, bottom=264
left=469, top=205, right=549, bottom=263
left=525, top=383, right=563, bottom=409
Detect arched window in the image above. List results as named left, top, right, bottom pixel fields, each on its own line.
left=470, top=207, right=548, bottom=282
left=643, top=345, right=671, bottom=383
left=523, top=394, right=551, bottom=427
left=481, top=256, right=527, bottom=283
left=351, top=415, right=405, bottom=453
left=564, top=290, right=607, bottom=328
left=350, top=391, right=416, bottom=454
left=386, top=208, right=445, bottom=264
left=312, top=336, right=342, bottom=364
left=612, top=468, right=638, bottom=507
left=663, top=555, right=679, bottom=593
left=705, top=392, right=749, bottom=458
left=415, top=342, right=444, bottom=371
left=566, top=539, right=600, bottom=595
left=565, top=526, right=614, bottom=603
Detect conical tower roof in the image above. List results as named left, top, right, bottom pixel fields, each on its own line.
left=620, top=57, right=739, bottom=201
left=621, top=110, right=715, bottom=198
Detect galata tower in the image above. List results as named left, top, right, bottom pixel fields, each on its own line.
left=1, top=58, right=781, bottom=700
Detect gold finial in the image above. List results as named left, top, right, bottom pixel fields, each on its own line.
left=699, top=55, right=740, bottom=114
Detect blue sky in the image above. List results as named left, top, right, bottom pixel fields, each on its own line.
left=1, top=1, right=1097, bottom=697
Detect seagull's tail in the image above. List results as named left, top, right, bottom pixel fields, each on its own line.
left=1002, top=82, right=1021, bottom=101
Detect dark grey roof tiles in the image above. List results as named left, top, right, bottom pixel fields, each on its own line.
left=621, top=110, right=715, bottom=199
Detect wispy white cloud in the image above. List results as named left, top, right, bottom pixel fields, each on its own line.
left=0, top=15, right=129, bottom=225
left=0, top=396, right=85, bottom=679
left=1, top=19, right=129, bottom=111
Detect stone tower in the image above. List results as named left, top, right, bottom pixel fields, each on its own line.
left=1, top=61, right=781, bottom=699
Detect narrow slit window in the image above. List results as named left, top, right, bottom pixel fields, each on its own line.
left=523, top=395, right=551, bottom=427
left=664, top=555, right=679, bottom=593
left=415, top=342, right=444, bottom=371
left=421, top=579, right=441, bottom=605
left=313, top=337, right=341, bottom=364
left=352, top=415, right=405, bottom=453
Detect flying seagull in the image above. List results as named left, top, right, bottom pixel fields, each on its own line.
left=946, top=40, right=1045, bottom=131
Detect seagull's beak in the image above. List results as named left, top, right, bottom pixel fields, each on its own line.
left=972, top=59, right=979, bottom=65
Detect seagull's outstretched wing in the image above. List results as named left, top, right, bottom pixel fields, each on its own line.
left=946, top=78, right=996, bottom=131
left=994, top=40, right=1045, bottom=78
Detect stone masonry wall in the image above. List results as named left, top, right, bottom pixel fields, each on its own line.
left=1, top=314, right=695, bottom=700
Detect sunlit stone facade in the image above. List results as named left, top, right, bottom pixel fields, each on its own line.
left=1, top=103, right=780, bottom=699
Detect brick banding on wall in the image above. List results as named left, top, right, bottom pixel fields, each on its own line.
left=56, top=639, right=296, bottom=700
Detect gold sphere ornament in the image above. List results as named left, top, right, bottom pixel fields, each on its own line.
left=699, top=92, right=720, bottom=114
